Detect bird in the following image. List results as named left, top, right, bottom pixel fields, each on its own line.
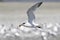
left=19, top=2, right=43, bottom=28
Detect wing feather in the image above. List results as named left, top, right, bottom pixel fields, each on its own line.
left=27, top=2, right=43, bottom=26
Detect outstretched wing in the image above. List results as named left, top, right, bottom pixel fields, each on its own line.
left=27, top=2, right=43, bottom=26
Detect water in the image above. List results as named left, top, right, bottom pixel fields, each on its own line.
left=0, top=2, right=60, bottom=40
left=0, top=23, right=60, bottom=40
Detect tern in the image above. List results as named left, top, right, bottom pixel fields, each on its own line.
left=19, top=2, right=43, bottom=28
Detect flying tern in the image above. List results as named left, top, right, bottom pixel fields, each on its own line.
left=19, top=2, right=43, bottom=28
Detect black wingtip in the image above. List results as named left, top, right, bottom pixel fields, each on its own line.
left=38, top=2, right=43, bottom=7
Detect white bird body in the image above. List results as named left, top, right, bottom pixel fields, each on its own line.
left=19, top=2, right=42, bottom=28
left=24, top=22, right=32, bottom=27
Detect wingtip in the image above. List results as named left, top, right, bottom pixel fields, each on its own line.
left=38, top=2, right=43, bottom=7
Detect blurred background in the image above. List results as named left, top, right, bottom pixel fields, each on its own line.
left=0, top=0, right=60, bottom=40
left=0, top=0, right=59, bottom=26
left=0, top=0, right=60, bottom=2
